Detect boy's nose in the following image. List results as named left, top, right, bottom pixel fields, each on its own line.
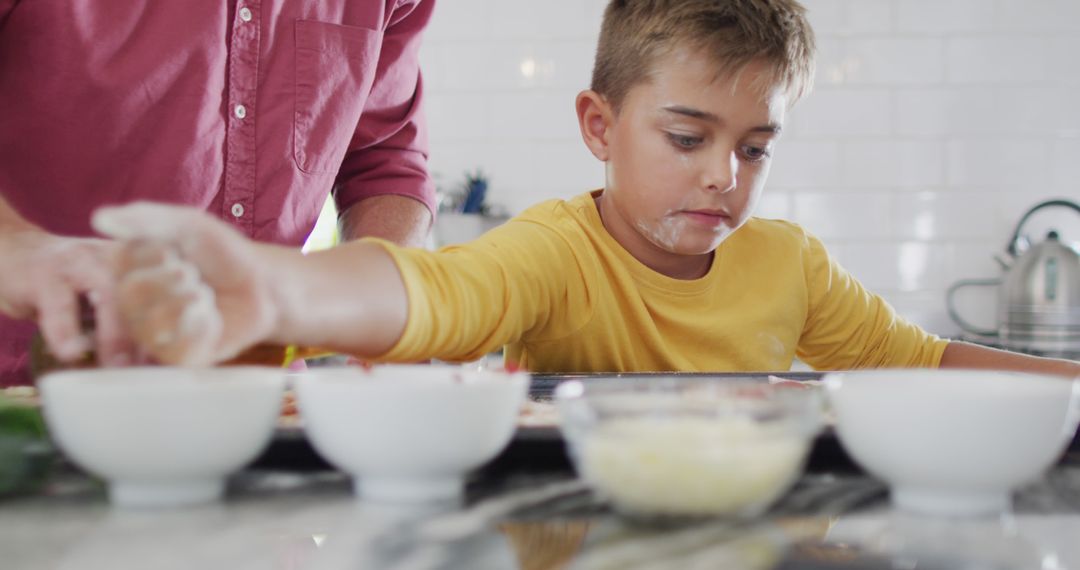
left=704, top=152, right=738, bottom=194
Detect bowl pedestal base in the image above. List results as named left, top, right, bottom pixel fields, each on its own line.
left=356, top=476, right=463, bottom=504
left=892, top=487, right=1010, bottom=517
left=110, top=479, right=224, bottom=508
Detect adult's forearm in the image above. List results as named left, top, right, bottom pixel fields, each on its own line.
left=940, top=341, right=1080, bottom=378
left=338, top=194, right=433, bottom=248
left=262, top=240, right=409, bottom=358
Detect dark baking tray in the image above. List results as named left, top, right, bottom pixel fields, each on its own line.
left=526, top=371, right=826, bottom=399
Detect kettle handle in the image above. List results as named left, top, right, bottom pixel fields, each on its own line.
left=945, top=278, right=1000, bottom=337
left=1006, top=198, right=1080, bottom=256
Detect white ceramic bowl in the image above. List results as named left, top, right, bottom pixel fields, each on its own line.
left=39, top=367, right=285, bottom=508
left=556, top=377, right=824, bottom=520
left=295, top=365, right=528, bottom=503
left=824, top=369, right=1080, bottom=516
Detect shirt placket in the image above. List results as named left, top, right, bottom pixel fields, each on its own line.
left=223, top=0, right=261, bottom=237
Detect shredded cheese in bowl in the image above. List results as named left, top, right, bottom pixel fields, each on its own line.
left=555, top=378, right=823, bottom=520
left=580, top=417, right=809, bottom=518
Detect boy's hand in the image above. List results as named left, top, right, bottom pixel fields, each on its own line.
left=0, top=230, right=130, bottom=365
left=92, top=204, right=279, bottom=366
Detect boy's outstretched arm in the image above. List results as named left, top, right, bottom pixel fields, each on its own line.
left=92, top=203, right=407, bottom=366
left=940, top=341, right=1080, bottom=379
left=260, top=240, right=408, bottom=357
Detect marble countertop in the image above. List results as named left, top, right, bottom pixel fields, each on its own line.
left=6, top=466, right=1080, bottom=570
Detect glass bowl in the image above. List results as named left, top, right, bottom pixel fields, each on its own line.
left=555, top=377, right=824, bottom=520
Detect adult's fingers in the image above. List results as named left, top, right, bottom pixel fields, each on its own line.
left=35, top=280, right=89, bottom=362
left=131, top=285, right=221, bottom=367
left=116, top=257, right=196, bottom=331
left=35, top=246, right=119, bottom=362
left=90, top=285, right=134, bottom=367
left=61, top=244, right=129, bottom=365
left=116, top=240, right=171, bottom=275
left=115, top=255, right=222, bottom=366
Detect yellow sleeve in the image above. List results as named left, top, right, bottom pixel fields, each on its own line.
left=795, top=231, right=949, bottom=370
left=365, top=216, right=593, bottom=363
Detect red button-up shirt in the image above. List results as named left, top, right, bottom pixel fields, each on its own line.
left=0, top=0, right=436, bottom=385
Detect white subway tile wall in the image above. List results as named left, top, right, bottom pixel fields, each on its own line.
left=420, top=0, right=1080, bottom=336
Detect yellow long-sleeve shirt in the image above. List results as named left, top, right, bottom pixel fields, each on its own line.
left=373, top=191, right=948, bottom=372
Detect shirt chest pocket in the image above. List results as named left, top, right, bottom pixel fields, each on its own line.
left=294, top=20, right=383, bottom=174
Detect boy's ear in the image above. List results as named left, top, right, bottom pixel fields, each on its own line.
left=575, top=90, right=614, bottom=162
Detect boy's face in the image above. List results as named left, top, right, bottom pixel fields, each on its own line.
left=582, top=50, right=788, bottom=276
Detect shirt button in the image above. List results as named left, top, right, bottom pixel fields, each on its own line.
left=231, top=203, right=245, bottom=218
left=239, top=7, right=253, bottom=22
left=234, top=104, right=247, bottom=120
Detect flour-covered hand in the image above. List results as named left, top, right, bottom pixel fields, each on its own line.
left=93, top=203, right=279, bottom=366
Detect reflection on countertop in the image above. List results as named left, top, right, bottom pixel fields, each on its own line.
left=5, top=467, right=1080, bottom=569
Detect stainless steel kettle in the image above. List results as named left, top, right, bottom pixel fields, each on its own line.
left=947, top=199, right=1080, bottom=357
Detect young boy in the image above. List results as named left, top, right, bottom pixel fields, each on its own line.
left=91, top=0, right=1078, bottom=378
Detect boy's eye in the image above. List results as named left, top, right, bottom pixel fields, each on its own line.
left=741, top=145, right=772, bottom=163
left=667, top=133, right=703, bottom=150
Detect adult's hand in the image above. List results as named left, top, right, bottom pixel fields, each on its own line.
left=0, top=229, right=129, bottom=365
left=92, top=203, right=280, bottom=366
left=94, top=200, right=410, bottom=366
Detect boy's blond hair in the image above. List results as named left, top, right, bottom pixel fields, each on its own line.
left=591, top=0, right=816, bottom=110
